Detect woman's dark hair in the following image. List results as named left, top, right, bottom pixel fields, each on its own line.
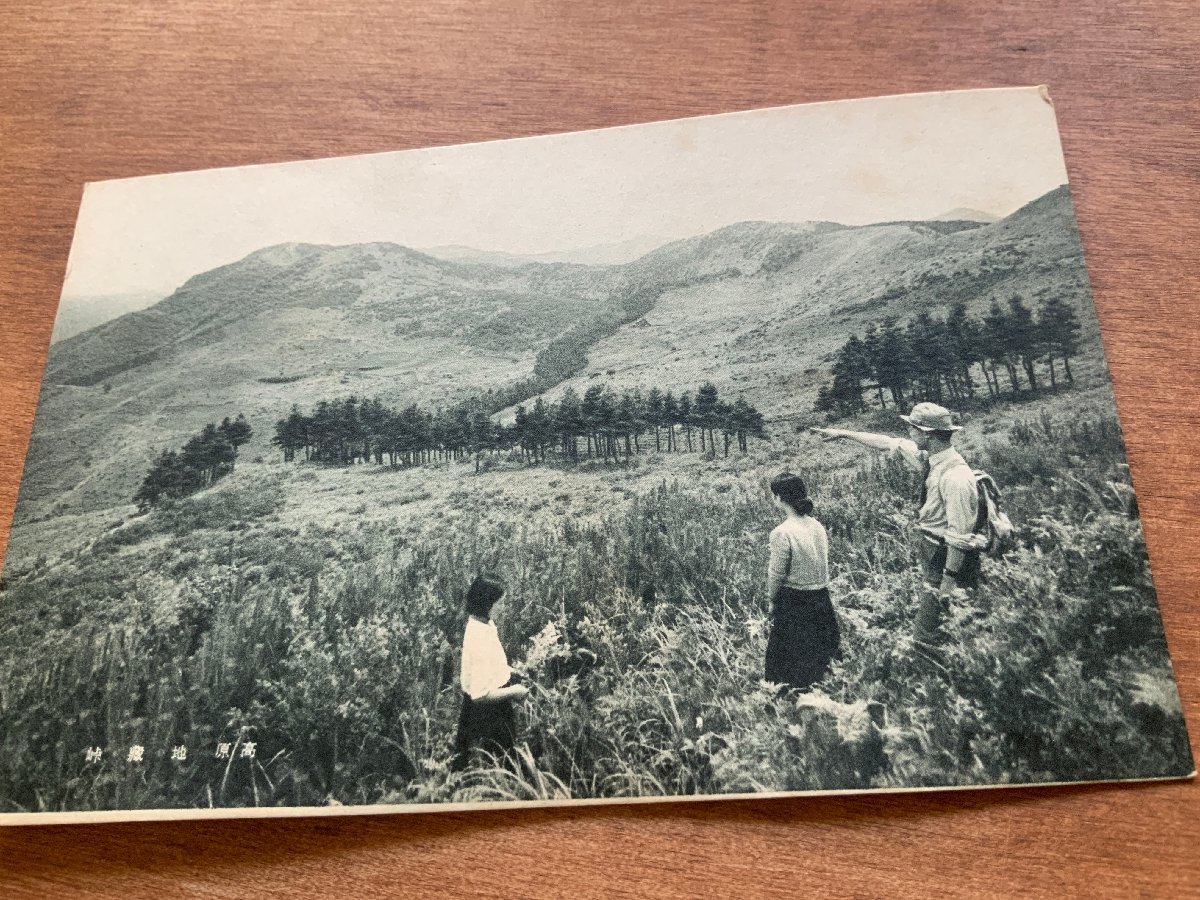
left=770, top=472, right=813, bottom=516
left=465, top=574, right=506, bottom=619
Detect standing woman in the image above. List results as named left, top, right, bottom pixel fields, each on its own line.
left=764, top=473, right=841, bottom=691
left=452, top=574, right=529, bottom=771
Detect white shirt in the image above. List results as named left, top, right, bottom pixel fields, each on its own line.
left=460, top=617, right=511, bottom=701
left=767, top=516, right=830, bottom=594
left=886, top=439, right=980, bottom=551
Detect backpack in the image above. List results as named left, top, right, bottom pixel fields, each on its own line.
left=970, top=470, right=1013, bottom=556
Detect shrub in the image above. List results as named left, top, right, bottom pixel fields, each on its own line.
left=0, top=410, right=1187, bottom=812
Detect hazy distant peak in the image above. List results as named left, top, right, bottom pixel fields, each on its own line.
left=705, top=220, right=843, bottom=237
left=645, top=220, right=842, bottom=256
left=930, top=207, right=1000, bottom=223
left=419, top=245, right=542, bottom=267
left=51, top=290, right=168, bottom=344
left=422, top=234, right=681, bottom=268
left=530, top=234, right=677, bottom=266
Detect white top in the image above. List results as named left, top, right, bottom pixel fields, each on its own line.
left=767, top=515, right=830, bottom=595
left=460, top=617, right=512, bottom=701
left=885, top=439, right=980, bottom=550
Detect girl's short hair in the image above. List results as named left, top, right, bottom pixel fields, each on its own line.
left=770, top=472, right=814, bottom=516
left=465, top=574, right=506, bottom=619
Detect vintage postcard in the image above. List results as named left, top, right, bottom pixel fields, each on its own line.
left=0, top=87, right=1192, bottom=825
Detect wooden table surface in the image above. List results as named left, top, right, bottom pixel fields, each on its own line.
left=2, top=1, right=1198, bottom=896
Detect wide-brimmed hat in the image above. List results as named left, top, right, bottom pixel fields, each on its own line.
left=900, top=402, right=962, bottom=432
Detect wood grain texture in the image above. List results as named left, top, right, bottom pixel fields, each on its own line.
left=1, top=1, right=1197, bottom=895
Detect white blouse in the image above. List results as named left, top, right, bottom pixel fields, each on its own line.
left=460, top=617, right=512, bottom=701
left=767, top=515, right=830, bottom=594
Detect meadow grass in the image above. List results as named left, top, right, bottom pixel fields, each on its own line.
left=0, top=401, right=1190, bottom=812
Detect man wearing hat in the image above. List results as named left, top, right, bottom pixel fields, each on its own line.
left=811, top=402, right=981, bottom=647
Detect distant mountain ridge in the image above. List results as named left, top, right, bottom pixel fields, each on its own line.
left=18, top=185, right=1095, bottom=522
left=44, top=220, right=848, bottom=389
left=931, top=207, right=1000, bottom=223
left=50, top=290, right=169, bottom=344
left=421, top=234, right=675, bottom=267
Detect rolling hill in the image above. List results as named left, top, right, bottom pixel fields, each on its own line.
left=11, top=184, right=1098, bottom=525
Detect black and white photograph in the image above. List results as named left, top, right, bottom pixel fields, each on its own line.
left=0, top=86, right=1191, bottom=824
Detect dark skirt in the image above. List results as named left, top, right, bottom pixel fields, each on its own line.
left=451, top=673, right=524, bottom=771
left=765, top=586, right=841, bottom=691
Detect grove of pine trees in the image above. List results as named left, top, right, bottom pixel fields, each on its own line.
left=134, top=414, right=253, bottom=510
left=272, top=383, right=767, bottom=470
left=815, top=294, right=1083, bottom=418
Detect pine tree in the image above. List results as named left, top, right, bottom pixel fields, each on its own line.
left=714, top=400, right=734, bottom=457
left=984, top=299, right=1021, bottom=393
left=677, top=392, right=694, bottom=452
left=469, top=409, right=494, bottom=471
left=272, top=406, right=305, bottom=462
left=581, top=384, right=605, bottom=458
left=514, top=404, right=531, bottom=462
left=862, top=324, right=888, bottom=408
left=904, top=314, right=942, bottom=402
left=337, top=397, right=363, bottom=464
left=528, top=397, right=553, bottom=462
left=359, top=399, right=388, bottom=464
left=876, top=319, right=910, bottom=407
left=555, top=387, right=584, bottom=460
left=595, top=389, right=617, bottom=461
left=218, top=413, right=253, bottom=449
left=922, top=312, right=958, bottom=401
left=694, top=383, right=720, bottom=453
left=946, top=300, right=985, bottom=398
left=388, top=404, right=415, bottom=466
left=627, top=389, right=648, bottom=454
left=450, top=406, right=473, bottom=460
left=134, top=450, right=182, bottom=511
left=1038, top=293, right=1082, bottom=385
left=646, top=387, right=664, bottom=452
left=740, top=398, right=766, bottom=449
left=181, top=424, right=231, bottom=487
left=829, top=335, right=871, bottom=412
left=1007, top=294, right=1041, bottom=391
left=661, top=391, right=678, bottom=452
left=815, top=370, right=867, bottom=418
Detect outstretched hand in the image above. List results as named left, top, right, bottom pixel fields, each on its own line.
left=808, top=427, right=842, bottom=441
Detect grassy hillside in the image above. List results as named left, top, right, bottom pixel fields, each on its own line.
left=0, top=386, right=1189, bottom=812
left=502, top=186, right=1100, bottom=421
left=14, top=185, right=1098, bottom=524
left=3, top=179, right=1188, bottom=814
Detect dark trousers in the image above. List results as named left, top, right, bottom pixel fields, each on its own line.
left=914, top=537, right=981, bottom=649
left=920, top=539, right=982, bottom=588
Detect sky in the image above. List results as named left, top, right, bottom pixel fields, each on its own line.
left=61, top=86, right=1069, bottom=299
